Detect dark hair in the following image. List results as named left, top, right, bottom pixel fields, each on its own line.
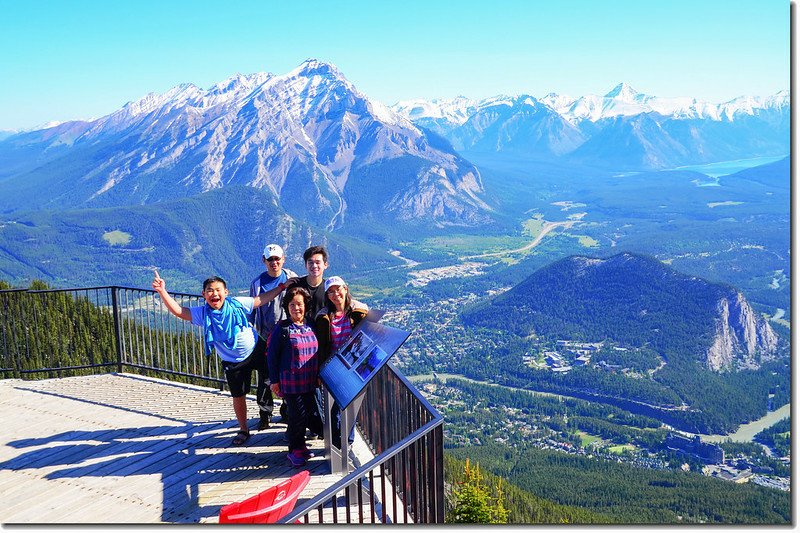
left=281, top=286, right=311, bottom=315
left=202, top=276, right=227, bottom=291
left=303, top=245, right=328, bottom=263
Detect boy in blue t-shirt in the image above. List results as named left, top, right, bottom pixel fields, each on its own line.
left=152, top=270, right=294, bottom=446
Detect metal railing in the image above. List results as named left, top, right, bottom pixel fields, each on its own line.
left=0, top=285, right=220, bottom=384
left=285, top=363, right=444, bottom=524
left=0, top=285, right=445, bottom=524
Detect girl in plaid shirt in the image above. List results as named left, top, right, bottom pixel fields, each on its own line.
left=267, top=286, right=323, bottom=467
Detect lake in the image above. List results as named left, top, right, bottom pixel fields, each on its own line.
left=674, top=155, right=787, bottom=178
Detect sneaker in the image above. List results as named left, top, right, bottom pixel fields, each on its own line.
left=257, top=413, right=271, bottom=431
left=287, top=450, right=307, bottom=468
left=305, top=430, right=324, bottom=441
left=301, top=447, right=315, bottom=459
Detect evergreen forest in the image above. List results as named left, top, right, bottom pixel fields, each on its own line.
left=447, top=444, right=790, bottom=524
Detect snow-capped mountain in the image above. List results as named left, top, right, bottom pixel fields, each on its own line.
left=392, top=84, right=789, bottom=169
left=0, top=60, right=491, bottom=229
left=396, top=84, right=789, bottom=125
left=546, top=84, right=790, bottom=123
left=391, top=95, right=478, bottom=131
left=447, top=95, right=586, bottom=157
left=550, top=83, right=658, bottom=123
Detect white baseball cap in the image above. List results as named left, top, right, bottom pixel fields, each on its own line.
left=324, top=276, right=347, bottom=292
left=263, top=244, right=284, bottom=259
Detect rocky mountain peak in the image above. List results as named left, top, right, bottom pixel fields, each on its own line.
left=605, top=82, right=641, bottom=100
left=208, top=72, right=272, bottom=97
left=290, top=58, right=343, bottom=80
left=0, top=60, right=491, bottom=231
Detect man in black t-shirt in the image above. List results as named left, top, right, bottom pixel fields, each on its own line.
left=285, top=245, right=329, bottom=433
left=295, top=245, right=329, bottom=321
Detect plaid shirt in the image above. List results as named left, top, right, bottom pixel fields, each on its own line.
left=268, top=321, right=318, bottom=395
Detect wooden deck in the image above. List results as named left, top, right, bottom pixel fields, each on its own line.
left=0, top=373, right=351, bottom=524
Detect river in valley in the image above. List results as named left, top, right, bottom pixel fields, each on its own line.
left=700, top=402, right=790, bottom=443
left=410, top=373, right=789, bottom=443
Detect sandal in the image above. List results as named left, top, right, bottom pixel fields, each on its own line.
left=232, top=430, right=250, bottom=446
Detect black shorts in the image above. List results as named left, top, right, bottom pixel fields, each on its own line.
left=222, top=337, right=267, bottom=398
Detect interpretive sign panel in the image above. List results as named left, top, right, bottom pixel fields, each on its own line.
left=320, top=312, right=409, bottom=409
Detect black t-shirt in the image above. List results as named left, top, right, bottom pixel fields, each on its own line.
left=296, top=276, right=326, bottom=320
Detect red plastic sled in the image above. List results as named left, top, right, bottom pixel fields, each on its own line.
left=218, top=470, right=310, bottom=524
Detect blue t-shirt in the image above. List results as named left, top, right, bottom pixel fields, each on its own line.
left=250, top=269, right=294, bottom=338
left=190, top=296, right=257, bottom=363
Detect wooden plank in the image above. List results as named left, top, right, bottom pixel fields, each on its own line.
left=1, top=374, right=392, bottom=524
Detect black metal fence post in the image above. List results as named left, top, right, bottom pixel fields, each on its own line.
left=111, top=287, right=124, bottom=373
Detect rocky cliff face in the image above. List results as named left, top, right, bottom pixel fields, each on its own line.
left=706, top=292, right=779, bottom=371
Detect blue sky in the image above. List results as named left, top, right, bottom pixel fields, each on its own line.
left=0, top=0, right=790, bottom=131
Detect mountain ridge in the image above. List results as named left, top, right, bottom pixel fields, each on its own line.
left=0, top=185, right=400, bottom=291
left=393, top=86, right=788, bottom=169
left=0, top=59, right=492, bottom=230
left=463, top=252, right=780, bottom=372
left=394, top=85, right=788, bottom=125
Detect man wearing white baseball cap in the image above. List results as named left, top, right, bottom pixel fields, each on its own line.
left=250, top=243, right=298, bottom=429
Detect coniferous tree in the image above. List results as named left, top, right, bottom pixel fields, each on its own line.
left=448, top=459, right=509, bottom=524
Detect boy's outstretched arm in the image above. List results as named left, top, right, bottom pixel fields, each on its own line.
left=152, top=270, right=192, bottom=321
left=251, top=276, right=298, bottom=308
